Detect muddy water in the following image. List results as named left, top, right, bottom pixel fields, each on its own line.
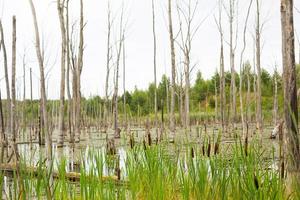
left=0, top=125, right=280, bottom=196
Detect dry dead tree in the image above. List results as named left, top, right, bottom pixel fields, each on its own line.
left=255, top=0, right=263, bottom=137
left=151, top=0, right=158, bottom=136
left=280, top=0, right=300, bottom=176
left=215, top=0, right=226, bottom=133
left=0, top=20, right=11, bottom=135
left=238, top=0, right=253, bottom=138
left=168, top=0, right=176, bottom=136
left=57, top=0, right=67, bottom=147
left=28, top=0, right=53, bottom=193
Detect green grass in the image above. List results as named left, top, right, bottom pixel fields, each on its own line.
left=0, top=138, right=298, bottom=200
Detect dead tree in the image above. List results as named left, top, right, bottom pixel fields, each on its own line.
left=28, top=0, right=53, bottom=183
left=65, top=0, right=73, bottom=141
left=104, top=1, right=113, bottom=132
left=245, top=63, right=251, bottom=123
left=152, top=0, right=158, bottom=133
left=227, top=0, right=238, bottom=129
left=239, top=0, right=253, bottom=138
left=214, top=71, right=218, bottom=123
left=255, top=0, right=263, bottom=135
left=168, top=0, right=176, bottom=135
left=57, top=0, right=67, bottom=147
left=122, top=34, right=126, bottom=129
left=215, top=0, right=226, bottom=132
left=273, top=66, right=279, bottom=126
left=176, top=0, right=200, bottom=130
left=10, top=16, right=18, bottom=162
left=70, top=0, right=85, bottom=143
left=30, top=68, right=33, bottom=145
left=0, top=20, right=11, bottom=134
left=0, top=91, right=5, bottom=145
left=0, top=90, right=6, bottom=163
left=113, top=7, right=125, bottom=139
left=280, top=0, right=300, bottom=174
left=22, top=51, right=27, bottom=129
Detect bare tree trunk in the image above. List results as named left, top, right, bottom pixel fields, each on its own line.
left=123, top=36, right=126, bottom=129
left=215, top=75, right=218, bottom=123
left=0, top=21, right=11, bottom=135
left=184, top=53, right=190, bottom=130
left=57, top=0, right=67, bottom=147
left=253, top=41, right=257, bottom=123
left=281, top=0, right=300, bottom=173
left=168, top=0, right=176, bottom=135
left=30, top=68, right=33, bottom=146
left=22, top=53, right=26, bottom=129
left=0, top=91, right=5, bottom=143
left=273, top=67, right=278, bottom=126
left=0, top=90, right=6, bottom=163
left=65, top=0, right=73, bottom=142
left=113, top=8, right=124, bottom=138
left=246, top=66, right=251, bottom=123
left=10, top=16, right=18, bottom=162
left=152, top=0, right=158, bottom=134
left=75, top=0, right=84, bottom=143
left=179, top=73, right=184, bottom=126
left=229, top=0, right=237, bottom=130
left=216, top=1, right=226, bottom=132
left=256, top=0, right=263, bottom=135
left=28, top=1, right=53, bottom=191
left=104, top=2, right=112, bottom=132
left=239, top=0, right=253, bottom=137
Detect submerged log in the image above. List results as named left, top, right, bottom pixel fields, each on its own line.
left=0, top=163, right=126, bottom=186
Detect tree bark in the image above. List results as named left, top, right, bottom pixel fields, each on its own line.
left=10, top=16, right=18, bottom=162
left=256, top=0, right=263, bottom=135
left=57, top=0, right=67, bottom=147
left=65, top=0, right=73, bottom=142
left=152, top=0, right=158, bottom=134
left=273, top=67, right=278, bottom=126
left=239, top=0, right=253, bottom=137
left=0, top=21, right=11, bottom=135
left=168, top=0, right=176, bottom=135
left=104, top=2, right=112, bottom=132
left=229, top=0, right=237, bottom=129
left=113, top=8, right=124, bottom=138
left=75, top=0, right=84, bottom=143
left=216, top=1, right=226, bottom=132
left=280, top=0, right=300, bottom=172
left=123, top=35, right=126, bottom=129
left=28, top=1, right=53, bottom=190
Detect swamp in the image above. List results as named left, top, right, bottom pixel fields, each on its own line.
left=0, top=0, right=300, bottom=199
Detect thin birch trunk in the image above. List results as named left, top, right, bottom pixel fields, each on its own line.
left=273, top=68, right=278, bottom=126
left=168, top=0, right=176, bottom=135
left=57, top=0, right=67, bottom=147
left=28, top=1, right=53, bottom=192
left=256, top=0, right=263, bottom=135
left=113, top=8, right=124, bottom=138
left=0, top=21, right=11, bottom=135
left=10, top=16, right=18, bottom=162
left=239, top=0, right=253, bottom=138
left=229, top=0, right=237, bottom=129
left=105, top=2, right=112, bottom=132
left=152, top=0, right=158, bottom=133
left=75, top=0, right=84, bottom=143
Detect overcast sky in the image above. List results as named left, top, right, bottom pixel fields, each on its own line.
left=0, top=0, right=299, bottom=100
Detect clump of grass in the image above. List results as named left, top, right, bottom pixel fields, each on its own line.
left=0, top=137, right=298, bottom=199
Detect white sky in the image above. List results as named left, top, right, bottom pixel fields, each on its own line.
left=0, top=0, right=299, bottom=100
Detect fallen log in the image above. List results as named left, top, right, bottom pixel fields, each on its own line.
left=0, top=163, right=127, bottom=186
